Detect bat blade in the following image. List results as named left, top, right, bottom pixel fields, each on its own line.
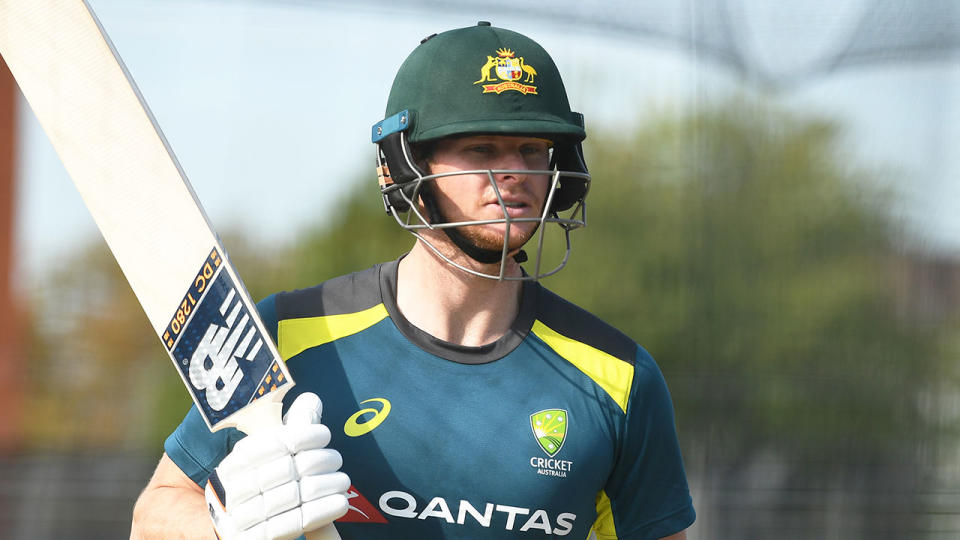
left=0, top=0, right=210, bottom=332
left=0, top=0, right=290, bottom=434
left=0, top=2, right=343, bottom=537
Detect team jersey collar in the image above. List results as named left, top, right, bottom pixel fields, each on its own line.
left=378, top=257, right=538, bottom=364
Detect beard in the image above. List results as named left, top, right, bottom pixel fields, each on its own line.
left=456, top=221, right=538, bottom=253
left=417, top=183, right=544, bottom=263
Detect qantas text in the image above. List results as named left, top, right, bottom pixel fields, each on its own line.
left=378, top=490, right=576, bottom=535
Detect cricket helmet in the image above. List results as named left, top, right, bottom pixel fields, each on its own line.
left=372, top=22, right=590, bottom=280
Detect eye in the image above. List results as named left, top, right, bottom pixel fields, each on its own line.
left=467, top=144, right=494, bottom=154
left=522, top=141, right=549, bottom=152
left=520, top=143, right=551, bottom=159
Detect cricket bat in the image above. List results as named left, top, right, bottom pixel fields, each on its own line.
left=0, top=2, right=340, bottom=538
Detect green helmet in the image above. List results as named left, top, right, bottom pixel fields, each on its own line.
left=383, top=22, right=585, bottom=143
left=372, top=22, right=590, bottom=280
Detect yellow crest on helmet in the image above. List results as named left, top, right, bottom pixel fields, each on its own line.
left=473, top=47, right=538, bottom=95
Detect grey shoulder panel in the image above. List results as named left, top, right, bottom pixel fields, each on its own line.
left=274, top=263, right=385, bottom=320
left=535, top=284, right=638, bottom=365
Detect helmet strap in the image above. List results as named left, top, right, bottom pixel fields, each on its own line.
left=418, top=183, right=511, bottom=265
left=445, top=227, right=506, bottom=264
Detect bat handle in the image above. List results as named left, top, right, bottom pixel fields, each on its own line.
left=306, top=525, right=342, bottom=540
left=234, top=400, right=343, bottom=540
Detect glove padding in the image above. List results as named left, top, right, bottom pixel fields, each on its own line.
left=205, top=393, right=350, bottom=540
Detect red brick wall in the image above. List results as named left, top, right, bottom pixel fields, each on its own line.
left=0, top=57, right=23, bottom=450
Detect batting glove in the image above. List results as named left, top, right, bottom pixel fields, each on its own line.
left=205, top=393, right=350, bottom=540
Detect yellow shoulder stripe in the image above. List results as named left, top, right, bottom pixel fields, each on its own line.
left=531, top=320, right=634, bottom=413
left=591, top=490, right=618, bottom=539
left=278, top=304, right=389, bottom=360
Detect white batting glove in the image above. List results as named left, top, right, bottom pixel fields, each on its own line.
left=205, top=393, right=350, bottom=540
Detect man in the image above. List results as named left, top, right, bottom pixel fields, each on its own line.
left=131, top=22, right=695, bottom=540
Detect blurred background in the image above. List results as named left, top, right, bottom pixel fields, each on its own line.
left=1, top=0, right=959, bottom=538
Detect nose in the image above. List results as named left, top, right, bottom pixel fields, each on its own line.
left=494, top=149, right=532, bottom=183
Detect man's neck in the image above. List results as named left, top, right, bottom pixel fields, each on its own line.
left=396, top=241, right=525, bottom=347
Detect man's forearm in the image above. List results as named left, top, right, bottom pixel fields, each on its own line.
left=130, top=481, right=213, bottom=539
left=131, top=453, right=216, bottom=539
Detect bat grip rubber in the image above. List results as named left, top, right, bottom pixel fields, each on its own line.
left=234, top=401, right=343, bottom=540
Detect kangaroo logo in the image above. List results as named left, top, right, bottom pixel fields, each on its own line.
left=475, top=55, right=498, bottom=83
left=474, top=47, right=538, bottom=95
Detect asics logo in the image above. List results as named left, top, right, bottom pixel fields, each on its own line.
left=344, top=398, right=392, bottom=437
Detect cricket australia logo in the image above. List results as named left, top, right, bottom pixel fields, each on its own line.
left=529, top=409, right=573, bottom=478
left=531, top=409, right=567, bottom=456
left=474, top=47, right=538, bottom=95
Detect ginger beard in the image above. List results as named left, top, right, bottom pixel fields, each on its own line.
left=418, top=135, right=553, bottom=262
left=427, top=173, right=550, bottom=253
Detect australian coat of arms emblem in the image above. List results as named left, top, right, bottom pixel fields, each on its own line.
left=474, top=48, right=538, bottom=95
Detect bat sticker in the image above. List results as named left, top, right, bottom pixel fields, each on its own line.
left=167, top=247, right=288, bottom=426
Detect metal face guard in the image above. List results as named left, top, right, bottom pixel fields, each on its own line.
left=381, top=166, right=589, bottom=281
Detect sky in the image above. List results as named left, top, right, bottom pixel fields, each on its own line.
left=12, top=0, right=960, bottom=288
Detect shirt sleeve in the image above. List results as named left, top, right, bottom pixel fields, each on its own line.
left=162, top=294, right=280, bottom=486
left=599, top=346, right=695, bottom=540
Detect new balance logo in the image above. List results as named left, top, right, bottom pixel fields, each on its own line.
left=188, top=287, right=263, bottom=410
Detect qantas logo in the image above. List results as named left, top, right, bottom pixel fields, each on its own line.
left=378, top=490, right=576, bottom=535
left=337, top=486, right=387, bottom=523
left=335, top=487, right=578, bottom=535
left=344, top=398, right=392, bottom=437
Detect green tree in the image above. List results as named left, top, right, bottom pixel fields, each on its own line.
left=545, top=101, right=950, bottom=538
left=25, top=243, right=180, bottom=449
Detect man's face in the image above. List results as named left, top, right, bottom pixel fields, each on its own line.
left=425, top=135, right=552, bottom=253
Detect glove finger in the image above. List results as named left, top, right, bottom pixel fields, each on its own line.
left=301, top=472, right=352, bottom=503
left=217, top=456, right=299, bottom=508
left=283, top=392, right=323, bottom=425
left=257, top=454, right=297, bottom=493
left=219, top=453, right=296, bottom=507
left=218, top=471, right=259, bottom=507
left=294, top=448, right=343, bottom=476
left=233, top=493, right=268, bottom=532
left=264, top=506, right=307, bottom=540
left=233, top=480, right=301, bottom=531
left=237, top=521, right=268, bottom=540
left=262, top=481, right=301, bottom=520
left=238, top=494, right=346, bottom=540
left=302, top=493, right=350, bottom=531
left=222, top=430, right=288, bottom=475
left=280, top=423, right=331, bottom=454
